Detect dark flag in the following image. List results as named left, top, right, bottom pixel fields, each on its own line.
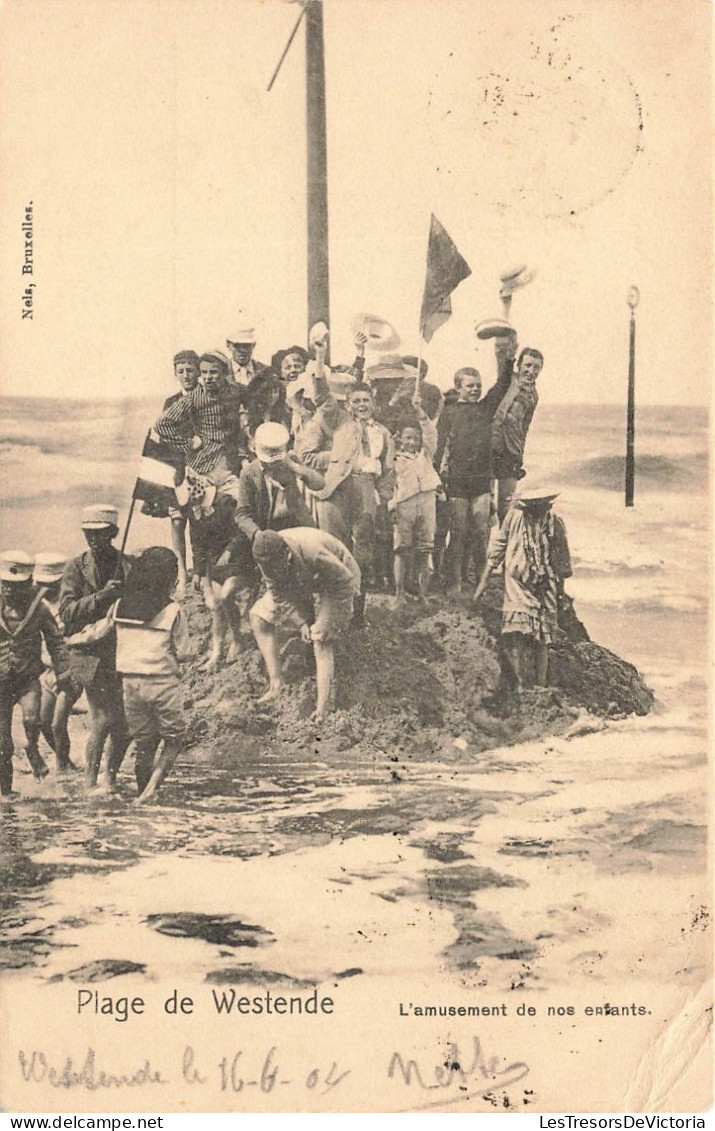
left=132, top=432, right=185, bottom=510
left=419, top=215, right=472, bottom=342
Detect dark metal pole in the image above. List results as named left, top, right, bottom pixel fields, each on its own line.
left=625, top=286, right=639, bottom=507
left=305, top=0, right=330, bottom=346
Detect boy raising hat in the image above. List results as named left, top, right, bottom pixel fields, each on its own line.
left=0, top=551, right=71, bottom=795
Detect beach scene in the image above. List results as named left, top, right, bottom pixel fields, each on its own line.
left=0, top=0, right=711, bottom=1116
left=0, top=396, right=709, bottom=1112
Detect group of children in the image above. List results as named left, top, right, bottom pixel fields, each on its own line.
left=0, top=534, right=191, bottom=804
left=0, top=317, right=573, bottom=804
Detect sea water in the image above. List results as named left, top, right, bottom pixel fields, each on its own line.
left=0, top=396, right=707, bottom=689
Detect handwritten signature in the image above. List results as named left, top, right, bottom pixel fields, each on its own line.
left=17, top=1036, right=526, bottom=1107
left=388, top=1035, right=530, bottom=1110
left=17, top=1046, right=349, bottom=1098
left=18, top=1049, right=166, bottom=1090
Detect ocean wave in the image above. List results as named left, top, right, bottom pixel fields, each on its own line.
left=572, top=584, right=706, bottom=615
left=573, top=559, right=665, bottom=577
left=565, top=453, right=706, bottom=492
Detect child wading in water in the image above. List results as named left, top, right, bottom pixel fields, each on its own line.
left=0, top=551, right=71, bottom=795
left=473, top=486, right=572, bottom=691
left=388, top=394, right=443, bottom=608
left=113, top=547, right=194, bottom=804
left=34, top=553, right=81, bottom=773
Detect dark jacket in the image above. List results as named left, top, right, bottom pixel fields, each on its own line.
left=59, top=549, right=132, bottom=664
left=235, top=458, right=317, bottom=544
left=435, top=374, right=510, bottom=496
left=0, top=591, right=69, bottom=682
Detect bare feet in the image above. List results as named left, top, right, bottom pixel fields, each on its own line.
left=57, top=759, right=80, bottom=773
left=391, top=595, right=407, bottom=611
left=256, top=683, right=284, bottom=705
left=88, top=778, right=117, bottom=797
left=225, top=642, right=241, bottom=665
left=200, top=651, right=221, bottom=673
left=133, top=789, right=157, bottom=806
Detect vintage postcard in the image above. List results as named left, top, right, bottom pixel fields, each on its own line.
left=0, top=0, right=710, bottom=1116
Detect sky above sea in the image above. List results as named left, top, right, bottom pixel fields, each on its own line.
left=0, top=0, right=710, bottom=406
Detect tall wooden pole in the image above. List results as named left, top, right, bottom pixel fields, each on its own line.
left=305, top=0, right=330, bottom=345
left=625, top=286, right=640, bottom=507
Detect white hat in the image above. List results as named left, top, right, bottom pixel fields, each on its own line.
left=365, top=355, right=408, bottom=382
left=327, top=370, right=358, bottom=402
left=308, top=321, right=329, bottom=350
left=514, top=485, right=559, bottom=503
left=0, top=550, right=34, bottom=582
left=499, top=264, right=537, bottom=298
left=80, top=504, right=119, bottom=530
left=351, top=313, right=401, bottom=353
left=500, top=263, right=528, bottom=284
left=33, top=552, right=67, bottom=585
left=227, top=327, right=256, bottom=346
left=475, top=318, right=515, bottom=340
left=254, top=422, right=290, bottom=464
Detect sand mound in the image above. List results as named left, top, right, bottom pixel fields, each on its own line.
left=180, top=583, right=653, bottom=767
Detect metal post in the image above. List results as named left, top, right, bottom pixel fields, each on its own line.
left=115, top=495, right=137, bottom=576
left=305, top=0, right=330, bottom=347
left=625, top=286, right=640, bottom=507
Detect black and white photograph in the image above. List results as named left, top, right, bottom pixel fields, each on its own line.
left=0, top=0, right=710, bottom=1115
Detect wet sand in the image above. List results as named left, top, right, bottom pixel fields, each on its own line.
left=0, top=620, right=709, bottom=1112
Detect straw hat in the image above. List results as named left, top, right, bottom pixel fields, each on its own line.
left=0, top=550, right=34, bottom=582
left=226, top=326, right=256, bottom=346
left=81, top=504, right=119, bottom=530
left=499, top=264, right=537, bottom=297
left=365, top=355, right=408, bottom=382
left=308, top=321, right=329, bottom=350
left=33, top=552, right=67, bottom=585
left=475, top=318, right=515, bottom=340
left=327, top=368, right=358, bottom=402
left=514, top=485, right=559, bottom=503
left=254, top=422, right=290, bottom=464
left=351, top=313, right=400, bottom=353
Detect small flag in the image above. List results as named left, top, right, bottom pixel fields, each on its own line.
left=132, top=432, right=185, bottom=509
left=419, top=215, right=472, bottom=342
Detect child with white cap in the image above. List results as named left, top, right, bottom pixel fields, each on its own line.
left=59, top=504, right=132, bottom=791
left=0, top=550, right=71, bottom=795
left=34, top=553, right=81, bottom=773
left=202, top=422, right=325, bottom=671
